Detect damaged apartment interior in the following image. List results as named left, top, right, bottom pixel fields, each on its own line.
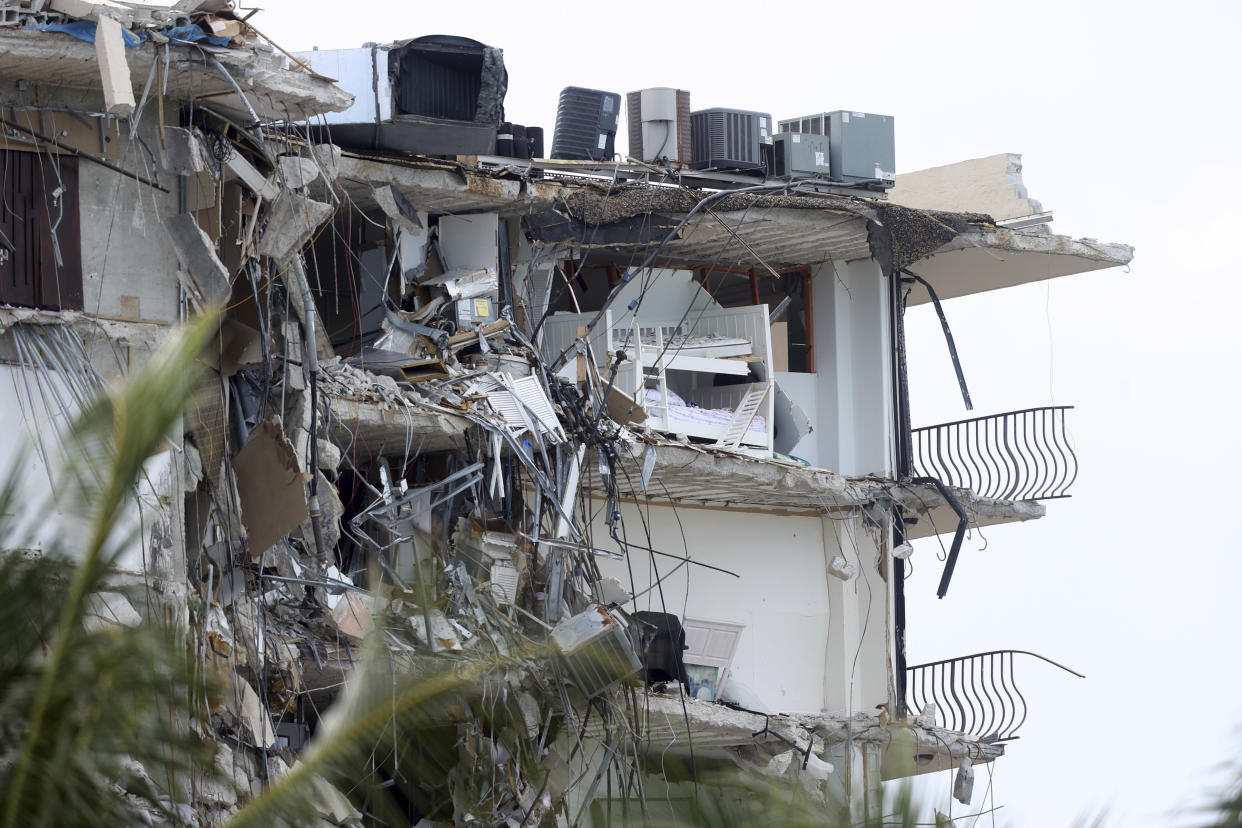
left=0, top=3, right=1134, bottom=826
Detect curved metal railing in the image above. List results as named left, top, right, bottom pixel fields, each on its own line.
left=911, top=406, right=1078, bottom=500
left=905, top=650, right=1084, bottom=741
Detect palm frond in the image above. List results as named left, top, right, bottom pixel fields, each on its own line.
left=0, top=313, right=223, bottom=828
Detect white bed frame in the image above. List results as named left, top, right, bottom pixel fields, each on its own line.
left=542, top=305, right=774, bottom=452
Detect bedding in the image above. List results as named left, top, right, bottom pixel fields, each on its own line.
left=644, top=387, right=687, bottom=406
left=643, top=388, right=767, bottom=435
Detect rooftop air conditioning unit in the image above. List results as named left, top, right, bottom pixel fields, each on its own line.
left=551, top=86, right=621, bottom=161
left=690, top=107, right=771, bottom=172
left=293, top=35, right=507, bottom=156
left=778, top=110, right=895, bottom=187
left=627, top=87, right=691, bottom=164
left=772, top=132, right=830, bottom=179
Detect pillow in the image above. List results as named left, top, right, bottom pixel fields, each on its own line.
left=644, top=386, right=686, bottom=407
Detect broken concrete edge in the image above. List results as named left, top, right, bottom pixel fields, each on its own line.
left=0, top=27, right=352, bottom=123
left=317, top=391, right=1046, bottom=527
left=633, top=694, right=1002, bottom=769
left=0, top=305, right=174, bottom=363
left=332, top=153, right=563, bottom=218
left=942, top=224, right=1135, bottom=267
left=331, top=151, right=1132, bottom=283
left=890, top=480, right=1046, bottom=525
left=324, top=393, right=472, bottom=456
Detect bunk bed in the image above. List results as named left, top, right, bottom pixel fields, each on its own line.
left=542, top=305, right=774, bottom=453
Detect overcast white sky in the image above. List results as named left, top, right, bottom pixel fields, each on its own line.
left=258, top=2, right=1242, bottom=823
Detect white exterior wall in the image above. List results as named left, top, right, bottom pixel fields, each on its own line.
left=595, top=502, right=827, bottom=712
left=820, top=514, right=895, bottom=715
left=811, top=258, right=895, bottom=478
left=592, top=501, right=894, bottom=716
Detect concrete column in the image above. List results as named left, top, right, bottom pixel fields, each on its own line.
left=823, top=738, right=884, bottom=823
left=821, top=514, right=896, bottom=716
left=810, top=259, right=895, bottom=478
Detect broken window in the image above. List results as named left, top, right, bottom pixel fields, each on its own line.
left=0, top=149, right=83, bottom=311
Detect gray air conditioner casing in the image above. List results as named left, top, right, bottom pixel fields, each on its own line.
left=627, top=87, right=692, bottom=164
left=772, top=132, right=830, bottom=179
left=551, top=87, right=621, bottom=161
left=292, top=35, right=507, bottom=156
left=690, top=107, right=771, bottom=172
left=779, top=110, right=895, bottom=186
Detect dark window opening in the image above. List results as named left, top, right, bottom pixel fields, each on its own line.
left=695, top=266, right=814, bottom=373
left=305, top=205, right=401, bottom=357
left=0, top=150, right=82, bottom=311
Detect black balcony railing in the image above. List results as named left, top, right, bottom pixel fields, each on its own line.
left=905, top=650, right=1084, bottom=741
left=911, top=406, right=1078, bottom=501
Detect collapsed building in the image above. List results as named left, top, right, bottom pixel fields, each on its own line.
left=0, top=5, right=1134, bottom=826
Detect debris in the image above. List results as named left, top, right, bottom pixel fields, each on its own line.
left=311, top=143, right=343, bottom=181
left=486, top=374, right=566, bottom=443
left=232, top=415, right=311, bottom=558
left=277, top=154, right=320, bottom=189
left=305, top=772, right=363, bottom=825
left=953, top=756, right=974, bottom=805
left=93, top=14, right=135, bottom=117
left=48, top=0, right=136, bottom=25
left=163, top=213, right=232, bottom=305
left=256, top=191, right=332, bottom=262
left=828, top=554, right=857, bottom=581
left=298, top=469, right=343, bottom=550
left=551, top=605, right=641, bottom=697
left=224, top=672, right=277, bottom=748
left=84, top=591, right=143, bottom=631
left=372, top=184, right=424, bottom=235
left=159, top=127, right=209, bottom=175
left=225, top=150, right=280, bottom=200
left=915, top=702, right=938, bottom=728
left=409, top=608, right=463, bottom=653
left=605, top=385, right=647, bottom=426
left=330, top=590, right=374, bottom=640
left=487, top=561, right=519, bottom=603
left=595, top=576, right=631, bottom=606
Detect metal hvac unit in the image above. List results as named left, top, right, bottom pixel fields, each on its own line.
left=627, top=87, right=691, bottom=164
left=772, top=132, right=830, bottom=179
left=551, top=606, right=641, bottom=698
left=292, top=35, right=507, bottom=156
left=778, top=110, right=895, bottom=187
left=690, top=107, right=772, bottom=172
left=550, top=87, right=621, bottom=161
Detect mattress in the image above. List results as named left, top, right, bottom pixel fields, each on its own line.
left=665, top=403, right=767, bottom=435
left=643, top=388, right=766, bottom=436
